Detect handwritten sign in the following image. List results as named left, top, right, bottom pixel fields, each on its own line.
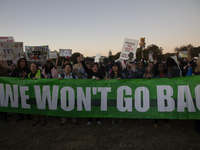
left=119, top=38, right=139, bottom=60
left=59, top=49, right=72, bottom=57
left=0, top=37, right=15, bottom=42
left=49, top=51, right=58, bottom=59
left=94, top=53, right=101, bottom=62
left=0, top=42, right=23, bottom=60
left=25, top=45, right=49, bottom=61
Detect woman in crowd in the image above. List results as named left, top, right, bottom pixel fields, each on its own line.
left=80, top=54, right=104, bottom=125
left=42, top=60, right=58, bottom=79
left=143, top=66, right=153, bottom=79
left=127, top=61, right=141, bottom=79
left=153, top=62, right=171, bottom=129
left=27, top=62, right=46, bottom=126
left=106, top=62, right=126, bottom=124
left=73, top=54, right=87, bottom=79
left=11, top=58, right=31, bottom=121
left=166, top=57, right=181, bottom=78
left=58, top=63, right=79, bottom=126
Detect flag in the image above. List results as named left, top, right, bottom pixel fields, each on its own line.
left=186, top=66, right=192, bottom=76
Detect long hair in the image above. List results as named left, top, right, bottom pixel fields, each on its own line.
left=16, top=58, right=28, bottom=69
left=153, top=62, right=167, bottom=77
left=110, top=64, right=121, bottom=79
left=144, top=66, right=152, bottom=75
left=44, top=60, right=53, bottom=74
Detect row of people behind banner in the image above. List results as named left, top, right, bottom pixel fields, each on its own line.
left=0, top=48, right=200, bottom=132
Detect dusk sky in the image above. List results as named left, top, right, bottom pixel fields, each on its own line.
left=1, top=0, right=199, bottom=57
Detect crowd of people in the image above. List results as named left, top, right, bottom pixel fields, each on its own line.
left=0, top=46, right=200, bottom=134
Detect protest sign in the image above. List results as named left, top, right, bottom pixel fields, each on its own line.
left=94, top=53, right=101, bottom=62
left=119, top=38, right=139, bottom=60
left=59, top=49, right=72, bottom=57
left=178, top=51, right=188, bottom=58
left=49, top=51, right=58, bottom=59
left=0, top=42, right=23, bottom=60
left=25, top=45, right=48, bottom=61
left=0, top=76, right=200, bottom=119
left=0, top=37, right=15, bottom=42
left=149, top=51, right=154, bottom=61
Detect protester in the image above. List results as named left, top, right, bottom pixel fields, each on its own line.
left=80, top=54, right=103, bottom=125
left=166, top=57, right=181, bottom=77
left=153, top=62, right=170, bottom=129
left=137, top=60, right=145, bottom=78
left=106, top=62, right=125, bottom=124
left=9, top=63, right=16, bottom=76
left=11, top=58, right=31, bottom=121
left=42, top=60, right=58, bottom=78
left=0, top=61, right=10, bottom=123
left=58, top=63, right=79, bottom=126
left=143, top=66, right=153, bottom=79
left=127, top=61, right=141, bottom=79
left=73, top=54, right=87, bottom=79
left=27, top=63, right=46, bottom=126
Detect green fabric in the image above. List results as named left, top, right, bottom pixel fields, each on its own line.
left=0, top=76, right=200, bottom=119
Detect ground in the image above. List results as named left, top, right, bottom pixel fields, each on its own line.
left=0, top=114, right=200, bottom=150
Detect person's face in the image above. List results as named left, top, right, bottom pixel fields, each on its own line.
left=92, top=65, right=98, bottom=73
left=138, top=62, right=143, bottom=68
left=158, top=63, right=164, bottom=72
left=10, top=64, right=16, bottom=71
left=148, top=63, right=153, bottom=68
left=146, top=66, right=151, bottom=73
left=86, top=64, right=91, bottom=69
left=47, top=62, right=52, bottom=68
left=133, top=63, right=137, bottom=68
left=64, top=60, right=70, bottom=65
left=65, top=65, right=72, bottom=74
left=77, top=56, right=81, bottom=63
left=112, top=65, right=118, bottom=72
left=30, top=63, right=37, bottom=73
left=20, top=59, right=26, bottom=68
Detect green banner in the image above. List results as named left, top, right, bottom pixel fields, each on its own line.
left=0, top=76, right=200, bottom=119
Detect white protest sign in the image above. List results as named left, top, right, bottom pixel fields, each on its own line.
left=119, top=38, right=139, bottom=60
left=59, top=49, right=72, bottom=57
left=0, top=37, right=15, bottom=42
left=170, top=55, right=178, bottom=64
left=94, top=53, right=101, bottom=62
left=25, top=45, right=49, bottom=61
left=149, top=51, right=154, bottom=61
left=0, top=42, right=23, bottom=60
left=49, top=51, right=58, bottom=59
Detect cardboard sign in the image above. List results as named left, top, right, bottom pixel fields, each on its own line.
left=59, top=49, right=72, bottom=57
left=25, top=45, right=49, bottom=61
left=178, top=51, right=188, bottom=58
left=0, top=42, right=23, bottom=60
left=49, top=51, right=58, bottom=59
left=0, top=37, right=15, bottom=42
left=149, top=51, right=154, bottom=61
left=119, top=38, right=139, bottom=60
left=94, top=53, right=101, bottom=62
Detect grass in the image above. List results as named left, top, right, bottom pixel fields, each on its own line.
left=0, top=114, right=200, bottom=150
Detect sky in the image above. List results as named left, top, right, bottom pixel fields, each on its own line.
left=0, top=0, right=200, bottom=57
